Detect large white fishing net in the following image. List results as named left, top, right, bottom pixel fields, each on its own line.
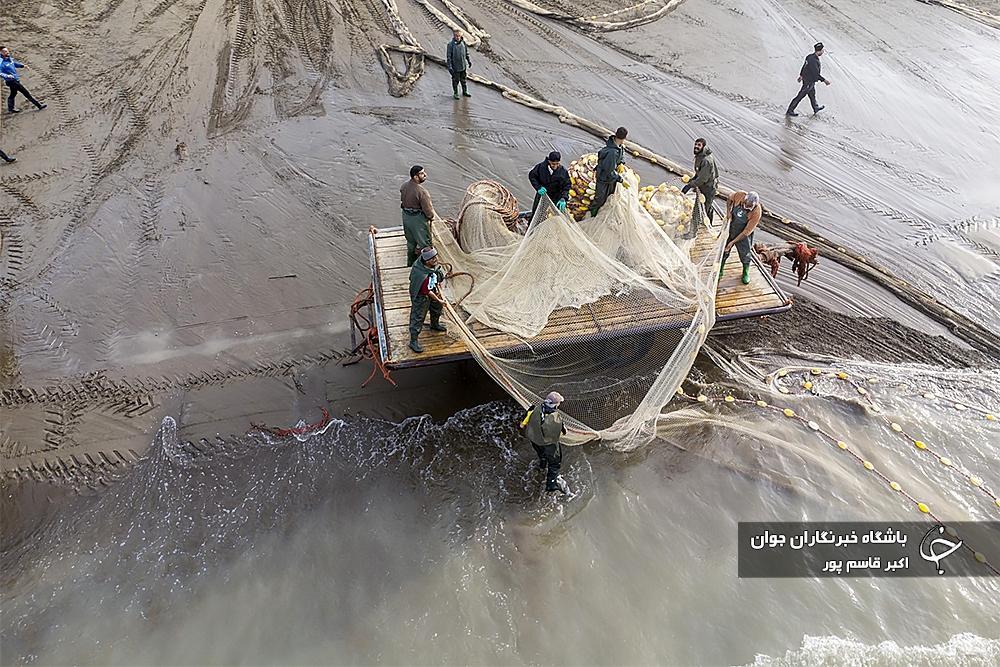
left=432, top=156, right=723, bottom=449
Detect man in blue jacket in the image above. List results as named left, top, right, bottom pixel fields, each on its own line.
left=786, top=42, right=830, bottom=117
left=1, top=46, right=46, bottom=113
left=527, top=151, right=571, bottom=218
left=446, top=29, right=472, bottom=100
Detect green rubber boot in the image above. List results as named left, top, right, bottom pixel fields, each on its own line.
left=741, top=263, right=751, bottom=285
left=718, top=261, right=726, bottom=279
left=409, top=337, right=424, bottom=353
left=453, top=92, right=460, bottom=100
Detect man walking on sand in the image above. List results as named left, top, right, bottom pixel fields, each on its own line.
left=446, top=29, right=472, bottom=100
left=786, top=42, right=830, bottom=117
left=1, top=46, right=46, bottom=113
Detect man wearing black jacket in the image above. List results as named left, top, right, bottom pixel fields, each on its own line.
left=786, top=42, right=831, bottom=117
left=527, top=151, right=571, bottom=218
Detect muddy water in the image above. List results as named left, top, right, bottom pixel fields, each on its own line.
left=2, top=0, right=1000, bottom=664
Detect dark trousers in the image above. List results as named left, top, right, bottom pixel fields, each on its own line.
left=0, top=149, right=12, bottom=162
left=787, top=81, right=819, bottom=113
left=531, top=442, right=562, bottom=491
left=409, top=294, right=443, bottom=342
left=698, top=186, right=716, bottom=223
left=721, top=216, right=754, bottom=265
left=451, top=69, right=468, bottom=94
left=590, top=179, right=618, bottom=215
left=6, top=80, right=42, bottom=111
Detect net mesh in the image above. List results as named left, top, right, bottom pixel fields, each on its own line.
left=433, top=155, right=723, bottom=449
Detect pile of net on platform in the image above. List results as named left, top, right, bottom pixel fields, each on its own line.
left=431, top=154, right=722, bottom=449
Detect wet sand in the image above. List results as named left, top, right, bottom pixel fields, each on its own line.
left=3, top=0, right=998, bottom=479
left=1, top=1, right=999, bottom=662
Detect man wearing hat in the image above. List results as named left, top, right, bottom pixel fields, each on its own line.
left=786, top=42, right=831, bottom=117
left=408, top=246, right=448, bottom=354
left=519, top=391, right=571, bottom=494
left=720, top=191, right=762, bottom=286
left=527, top=151, right=572, bottom=219
left=401, top=165, right=437, bottom=267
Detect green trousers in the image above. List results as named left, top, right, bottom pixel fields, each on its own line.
left=409, top=295, right=443, bottom=341
left=402, top=210, right=431, bottom=267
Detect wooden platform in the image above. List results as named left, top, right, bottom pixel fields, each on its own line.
left=368, top=217, right=791, bottom=369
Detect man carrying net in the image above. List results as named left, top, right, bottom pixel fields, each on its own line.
left=408, top=247, right=448, bottom=353
left=520, top=392, right=571, bottom=495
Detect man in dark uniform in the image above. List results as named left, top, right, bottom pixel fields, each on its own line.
left=527, top=151, right=571, bottom=218
left=408, top=246, right=448, bottom=354
left=681, top=137, right=719, bottom=225
left=786, top=42, right=831, bottom=116
left=519, top=391, right=571, bottom=494
left=589, top=127, right=629, bottom=217
left=400, top=165, right=437, bottom=267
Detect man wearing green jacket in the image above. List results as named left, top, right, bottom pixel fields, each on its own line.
left=408, top=247, right=448, bottom=354
left=681, top=137, right=719, bottom=223
left=519, top=391, right=570, bottom=494
left=590, top=126, right=628, bottom=217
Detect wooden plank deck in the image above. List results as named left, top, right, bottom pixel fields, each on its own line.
left=369, top=216, right=791, bottom=369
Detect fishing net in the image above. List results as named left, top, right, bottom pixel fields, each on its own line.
left=432, top=159, right=723, bottom=449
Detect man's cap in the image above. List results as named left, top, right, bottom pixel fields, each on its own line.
left=547, top=151, right=561, bottom=162
left=420, top=247, right=438, bottom=261
left=746, top=191, right=760, bottom=207
left=814, top=42, right=824, bottom=51
left=544, top=391, right=565, bottom=406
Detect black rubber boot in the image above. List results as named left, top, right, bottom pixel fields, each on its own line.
left=409, top=337, right=424, bottom=353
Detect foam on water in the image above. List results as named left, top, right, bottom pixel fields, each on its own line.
left=748, top=633, right=1000, bottom=667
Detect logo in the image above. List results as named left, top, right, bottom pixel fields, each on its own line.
left=919, top=525, right=963, bottom=575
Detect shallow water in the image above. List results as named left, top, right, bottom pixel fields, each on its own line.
left=2, top=0, right=999, bottom=664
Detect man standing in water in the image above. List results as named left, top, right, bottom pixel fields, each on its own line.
left=520, top=392, right=571, bottom=495
left=590, top=126, right=628, bottom=217
left=527, top=151, right=571, bottom=218
left=1, top=46, right=46, bottom=113
left=720, top=191, right=762, bottom=285
left=446, top=29, right=472, bottom=100
left=401, top=165, right=437, bottom=267
left=408, top=247, right=448, bottom=354
left=786, top=42, right=830, bottom=117
left=681, top=137, right=719, bottom=223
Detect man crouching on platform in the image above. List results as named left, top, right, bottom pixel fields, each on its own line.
left=408, top=246, right=448, bottom=354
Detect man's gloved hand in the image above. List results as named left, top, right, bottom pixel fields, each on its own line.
left=681, top=184, right=692, bottom=194
left=556, top=199, right=567, bottom=212
left=537, top=186, right=547, bottom=196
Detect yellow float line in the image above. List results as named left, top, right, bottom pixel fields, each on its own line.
left=676, top=387, right=998, bottom=574
left=765, top=366, right=1000, bottom=510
